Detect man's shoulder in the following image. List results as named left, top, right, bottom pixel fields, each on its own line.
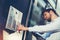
left=56, top=17, right=60, bottom=22
left=57, top=17, right=60, bottom=19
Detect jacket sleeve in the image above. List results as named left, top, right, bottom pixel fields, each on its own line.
left=28, top=22, right=60, bottom=32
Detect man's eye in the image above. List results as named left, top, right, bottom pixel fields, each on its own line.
left=44, top=14, right=46, bottom=16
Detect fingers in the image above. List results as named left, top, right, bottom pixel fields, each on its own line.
left=17, top=24, right=24, bottom=31
left=17, top=24, right=24, bottom=27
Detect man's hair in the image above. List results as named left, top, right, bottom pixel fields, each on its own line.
left=41, top=9, right=59, bottom=18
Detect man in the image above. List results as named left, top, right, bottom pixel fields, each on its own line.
left=17, top=9, right=60, bottom=40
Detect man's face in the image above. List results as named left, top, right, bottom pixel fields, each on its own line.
left=43, top=12, right=51, bottom=22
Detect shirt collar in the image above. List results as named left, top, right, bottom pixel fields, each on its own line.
left=51, top=17, right=60, bottom=22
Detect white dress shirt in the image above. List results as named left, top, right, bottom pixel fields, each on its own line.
left=28, top=17, right=60, bottom=40
left=28, top=17, right=60, bottom=33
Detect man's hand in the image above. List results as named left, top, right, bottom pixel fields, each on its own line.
left=17, top=24, right=28, bottom=31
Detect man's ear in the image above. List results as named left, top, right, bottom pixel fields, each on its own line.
left=50, top=10, right=54, bottom=14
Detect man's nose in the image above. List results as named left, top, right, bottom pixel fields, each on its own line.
left=44, top=16, right=46, bottom=18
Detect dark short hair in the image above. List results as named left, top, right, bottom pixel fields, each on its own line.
left=41, top=9, right=59, bottom=18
